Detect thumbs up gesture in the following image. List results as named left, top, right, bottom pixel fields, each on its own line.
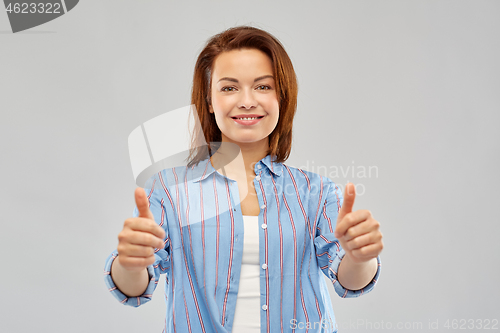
left=334, top=183, right=383, bottom=264
left=116, top=188, right=166, bottom=272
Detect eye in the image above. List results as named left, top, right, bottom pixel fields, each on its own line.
left=221, top=86, right=236, bottom=92
left=256, top=85, right=271, bottom=90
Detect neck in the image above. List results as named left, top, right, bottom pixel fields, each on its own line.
left=210, top=139, right=269, bottom=178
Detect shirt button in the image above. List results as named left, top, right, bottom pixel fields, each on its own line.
left=260, top=204, right=266, bottom=209
left=262, top=263, right=267, bottom=270
left=255, top=175, right=261, bottom=181
left=262, top=304, right=268, bottom=311
left=261, top=223, right=267, bottom=229
left=257, top=164, right=262, bottom=169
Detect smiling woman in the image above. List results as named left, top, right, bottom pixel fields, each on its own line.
left=187, top=26, right=299, bottom=169
left=208, top=48, right=280, bottom=162
left=104, top=25, right=382, bottom=333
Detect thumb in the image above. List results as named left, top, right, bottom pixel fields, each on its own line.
left=135, top=187, right=155, bottom=220
left=337, top=182, right=356, bottom=222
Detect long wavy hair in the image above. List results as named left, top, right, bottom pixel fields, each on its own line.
left=186, top=25, right=298, bottom=168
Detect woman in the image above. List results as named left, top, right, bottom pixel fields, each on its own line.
left=104, top=25, right=383, bottom=333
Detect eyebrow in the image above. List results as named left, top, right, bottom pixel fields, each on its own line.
left=217, top=75, right=274, bottom=83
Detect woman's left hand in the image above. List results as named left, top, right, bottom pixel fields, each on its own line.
left=334, top=183, right=384, bottom=264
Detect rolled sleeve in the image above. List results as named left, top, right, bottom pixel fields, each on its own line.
left=103, top=251, right=158, bottom=307
left=314, top=179, right=381, bottom=298
left=103, top=172, right=171, bottom=307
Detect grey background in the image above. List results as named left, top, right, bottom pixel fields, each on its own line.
left=1, top=1, right=499, bottom=332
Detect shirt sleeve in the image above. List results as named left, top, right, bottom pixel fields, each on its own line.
left=103, top=173, right=171, bottom=307
left=314, top=179, right=381, bottom=298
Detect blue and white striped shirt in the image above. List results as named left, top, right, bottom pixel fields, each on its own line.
left=104, top=154, right=381, bottom=333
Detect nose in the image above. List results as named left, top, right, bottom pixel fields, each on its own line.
left=239, top=89, right=257, bottom=109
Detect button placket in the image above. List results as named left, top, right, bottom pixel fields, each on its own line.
left=229, top=180, right=239, bottom=212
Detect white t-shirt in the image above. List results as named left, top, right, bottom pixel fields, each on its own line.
left=232, top=215, right=260, bottom=332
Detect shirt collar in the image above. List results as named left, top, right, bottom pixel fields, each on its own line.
left=191, top=154, right=283, bottom=183
left=260, top=154, right=283, bottom=177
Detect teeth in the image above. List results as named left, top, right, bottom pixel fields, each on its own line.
left=237, top=117, right=259, bottom=120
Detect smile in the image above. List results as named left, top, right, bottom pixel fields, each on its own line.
left=231, top=116, right=264, bottom=125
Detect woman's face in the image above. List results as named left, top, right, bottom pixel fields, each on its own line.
left=209, top=48, right=279, bottom=148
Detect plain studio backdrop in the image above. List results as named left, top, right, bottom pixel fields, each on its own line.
left=1, top=1, right=499, bottom=332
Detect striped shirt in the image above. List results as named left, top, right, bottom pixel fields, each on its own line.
left=104, top=154, right=381, bottom=333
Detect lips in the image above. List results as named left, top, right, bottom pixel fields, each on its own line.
left=231, top=114, right=265, bottom=119
left=231, top=115, right=264, bottom=125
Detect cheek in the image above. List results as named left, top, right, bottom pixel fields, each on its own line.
left=212, top=97, right=234, bottom=116
left=261, top=94, right=279, bottom=112
left=268, top=99, right=280, bottom=120
left=211, top=96, right=221, bottom=111
left=210, top=90, right=223, bottom=107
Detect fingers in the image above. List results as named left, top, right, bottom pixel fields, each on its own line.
left=117, top=255, right=156, bottom=271
left=336, top=182, right=356, bottom=222
left=116, top=189, right=166, bottom=272
left=335, top=209, right=371, bottom=239
left=342, top=215, right=379, bottom=242
left=124, top=217, right=166, bottom=241
left=119, top=226, right=165, bottom=249
left=351, top=241, right=384, bottom=260
left=344, top=230, right=383, bottom=251
left=117, top=242, right=156, bottom=257
left=135, top=187, right=155, bottom=220
left=117, top=222, right=165, bottom=271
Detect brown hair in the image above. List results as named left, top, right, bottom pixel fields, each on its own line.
left=186, top=25, right=298, bottom=168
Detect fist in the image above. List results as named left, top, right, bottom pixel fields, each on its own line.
left=116, top=187, right=166, bottom=271
left=334, top=183, right=383, bottom=264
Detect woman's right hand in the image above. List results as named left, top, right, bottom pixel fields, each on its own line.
left=116, top=187, right=166, bottom=272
